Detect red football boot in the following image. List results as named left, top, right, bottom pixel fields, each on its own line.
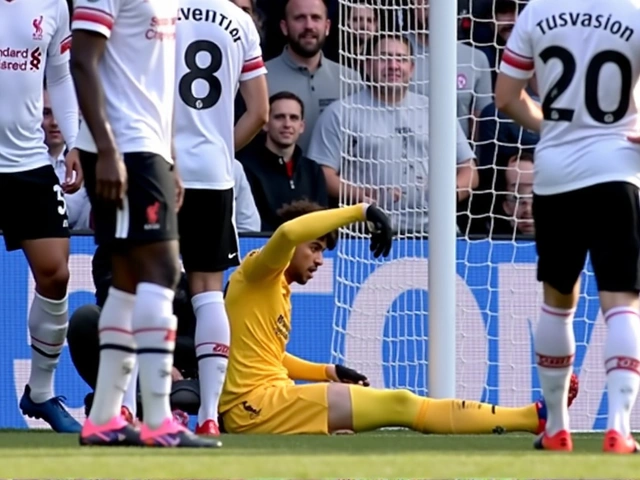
left=195, top=419, right=220, bottom=436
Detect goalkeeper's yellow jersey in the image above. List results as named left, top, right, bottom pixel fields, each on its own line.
left=220, top=204, right=366, bottom=413
left=220, top=248, right=295, bottom=413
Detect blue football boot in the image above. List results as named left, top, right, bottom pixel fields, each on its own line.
left=20, top=385, right=82, bottom=433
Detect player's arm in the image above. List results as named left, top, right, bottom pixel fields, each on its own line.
left=69, top=1, right=118, bottom=155
left=47, top=2, right=78, bottom=150
left=235, top=22, right=269, bottom=151
left=283, top=353, right=329, bottom=382
left=236, top=76, right=269, bottom=151
left=455, top=122, right=478, bottom=202
left=283, top=353, right=370, bottom=386
left=494, top=6, right=541, bottom=133
left=243, top=203, right=392, bottom=282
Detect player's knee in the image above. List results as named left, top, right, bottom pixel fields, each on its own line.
left=390, top=389, right=416, bottom=410
left=600, top=291, right=640, bottom=312
left=154, top=254, right=181, bottom=290
left=188, top=271, right=225, bottom=295
left=32, top=259, right=70, bottom=300
left=132, top=241, right=181, bottom=289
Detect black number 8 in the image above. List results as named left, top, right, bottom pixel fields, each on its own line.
left=178, top=40, right=223, bottom=110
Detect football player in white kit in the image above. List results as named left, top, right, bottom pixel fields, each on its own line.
left=0, top=0, right=83, bottom=433
left=496, top=0, right=640, bottom=453
left=174, top=0, right=269, bottom=436
left=70, top=0, right=218, bottom=447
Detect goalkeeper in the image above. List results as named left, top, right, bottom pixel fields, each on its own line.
left=220, top=200, right=579, bottom=435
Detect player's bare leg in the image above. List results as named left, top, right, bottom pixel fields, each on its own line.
left=129, top=241, right=220, bottom=448
left=189, top=271, right=227, bottom=436
left=19, top=238, right=81, bottom=433
left=599, top=291, right=640, bottom=454
left=531, top=281, right=580, bottom=451
left=325, top=379, right=579, bottom=435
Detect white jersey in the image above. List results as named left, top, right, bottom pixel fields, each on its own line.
left=174, top=0, right=266, bottom=189
left=72, top=0, right=178, bottom=162
left=500, top=0, right=640, bottom=195
left=0, top=0, right=71, bottom=172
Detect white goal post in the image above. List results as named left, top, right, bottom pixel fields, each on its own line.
left=330, top=0, right=640, bottom=431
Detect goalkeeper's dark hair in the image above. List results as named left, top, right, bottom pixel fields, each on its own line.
left=276, top=200, right=339, bottom=250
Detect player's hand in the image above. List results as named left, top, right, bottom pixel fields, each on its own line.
left=365, top=204, right=393, bottom=258
left=333, top=364, right=370, bottom=387
left=628, top=131, right=640, bottom=144
left=173, top=167, right=184, bottom=212
left=95, top=148, right=127, bottom=209
left=63, top=148, right=83, bottom=194
left=171, top=367, right=183, bottom=382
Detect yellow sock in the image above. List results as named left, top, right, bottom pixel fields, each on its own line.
left=349, top=386, right=540, bottom=434
left=418, top=398, right=540, bottom=434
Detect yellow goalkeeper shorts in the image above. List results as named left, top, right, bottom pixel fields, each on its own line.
left=221, top=383, right=330, bottom=434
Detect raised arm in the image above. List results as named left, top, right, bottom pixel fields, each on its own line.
left=243, top=203, right=393, bottom=282
left=244, top=204, right=364, bottom=281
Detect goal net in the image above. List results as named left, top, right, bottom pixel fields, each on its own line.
left=329, top=0, right=626, bottom=432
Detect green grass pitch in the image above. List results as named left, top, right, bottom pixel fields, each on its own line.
left=3, top=430, right=640, bottom=477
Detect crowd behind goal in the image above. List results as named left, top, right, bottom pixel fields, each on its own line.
left=54, top=0, right=536, bottom=239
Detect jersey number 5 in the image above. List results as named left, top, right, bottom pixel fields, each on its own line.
left=178, top=40, right=223, bottom=110
left=540, top=46, right=632, bottom=124
left=53, top=185, right=67, bottom=216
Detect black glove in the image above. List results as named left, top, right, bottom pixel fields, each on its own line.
left=335, top=364, right=370, bottom=387
left=365, top=204, right=393, bottom=258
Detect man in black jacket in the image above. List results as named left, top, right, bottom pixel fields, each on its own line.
left=67, top=244, right=200, bottom=422
left=238, top=92, right=329, bottom=231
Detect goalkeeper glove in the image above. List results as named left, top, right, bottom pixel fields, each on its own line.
left=365, top=204, right=393, bottom=258
left=334, top=364, right=370, bottom=387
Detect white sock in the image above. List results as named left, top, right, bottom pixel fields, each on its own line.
left=604, top=306, right=640, bottom=437
left=132, top=282, right=176, bottom=430
left=534, top=304, right=576, bottom=436
left=122, top=359, right=138, bottom=418
left=193, top=291, right=230, bottom=425
left=89, top=288, right=137, bottom=426
left=28, top=293, right=69, bottom=403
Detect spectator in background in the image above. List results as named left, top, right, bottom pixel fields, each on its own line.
left=408, top=0, right=493, bottom=141
left=232, top=0, right=266, bottom=125
left=492, top=153, right=534, bottom=236
left=265, top=0, right=359, bottom=153
left=239, top=92, right=328, bottom=231
left=307, top=33, right=477, bottom=235
left=478, top=0, right=517, bottom=88
left=232, top=159, right=261, bottom=233
left=465, top=74, right=539, bottom=234
left=342, top=0, right=378, bottom=70
left=43, top=89, right=91, bottom=230
left=232, top=0, right=265, bottom=43
left=477, top=74, right=539, bottom=169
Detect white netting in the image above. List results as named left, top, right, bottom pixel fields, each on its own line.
left=328, top=0, right=625, bottom=432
